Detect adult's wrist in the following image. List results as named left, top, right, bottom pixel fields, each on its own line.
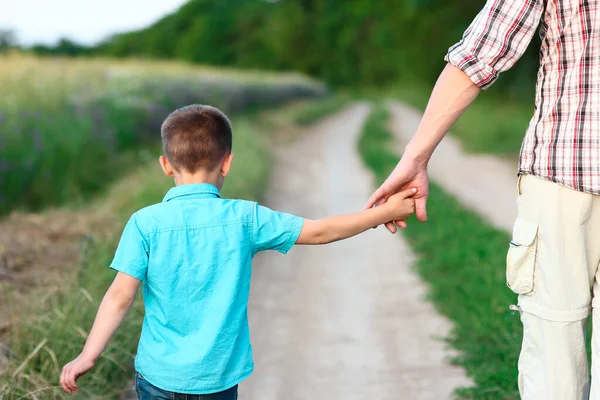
left=402, top=143, right=431, bottom=167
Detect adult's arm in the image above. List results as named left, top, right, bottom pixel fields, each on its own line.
left=367, top=0, right=544, bottom=232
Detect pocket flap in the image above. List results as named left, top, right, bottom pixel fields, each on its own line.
left=511, top=219, right=538, bottom=247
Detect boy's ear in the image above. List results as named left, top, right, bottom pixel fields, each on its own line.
left=159, top=155, right=176, bottom=177
left=221, top=153, right=234, bottom=177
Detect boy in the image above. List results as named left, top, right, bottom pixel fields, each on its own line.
left=60, top=105, right=416, bottom=399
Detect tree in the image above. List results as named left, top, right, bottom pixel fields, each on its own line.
left=0, top=29, right=16, bottom=53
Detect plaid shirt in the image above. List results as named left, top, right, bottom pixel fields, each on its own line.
left=446, top=0, right=600, bottom=194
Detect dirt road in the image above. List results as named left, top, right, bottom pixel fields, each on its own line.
left=242, top=104, right=469, bottom=400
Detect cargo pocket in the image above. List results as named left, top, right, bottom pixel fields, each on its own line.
left=506, top=218, right=539, bottom=295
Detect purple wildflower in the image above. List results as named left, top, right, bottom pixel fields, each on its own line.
left=33, top=130, right=43, bottom=152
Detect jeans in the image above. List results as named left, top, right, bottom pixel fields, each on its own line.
left=135, top=373, right=238, bottom=400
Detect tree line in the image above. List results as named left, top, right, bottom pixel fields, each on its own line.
left=25, top=0, right=542, bottom=91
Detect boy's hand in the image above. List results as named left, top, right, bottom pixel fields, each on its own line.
left=60, top=354, right=94, bottom=394
left=383, top=188, right=416, bottom=223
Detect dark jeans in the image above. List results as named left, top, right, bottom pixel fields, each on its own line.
left=135, top=373, right=238, bottom=400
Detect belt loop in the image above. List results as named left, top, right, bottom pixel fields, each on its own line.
left=517, top=174, right=524, bottom=196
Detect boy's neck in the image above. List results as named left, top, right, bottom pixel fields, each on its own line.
left=173, top=169, right=223, bottom=189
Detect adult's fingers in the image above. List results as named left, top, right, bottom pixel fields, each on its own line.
left=365, top=187, right=386, bottom=209
left=396, top=220, right=408, bottom=229
left=415, top=196, right=428, bottom=222
left=398, top=187, right=417, bottom=199
left=384, top=221, right=397, bottom=234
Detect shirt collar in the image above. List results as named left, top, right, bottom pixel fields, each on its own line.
left=163, top=183, right=221, bottom=202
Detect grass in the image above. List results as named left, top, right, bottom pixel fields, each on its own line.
left=359, top=104, right=523, bottom=399
left=0, top=113, right=273, bottom=399
left=0, top=53, right=325, bottom=215
left=284, top=94, right=354, bottom=126
left=393, top=83, right=534, bottom=156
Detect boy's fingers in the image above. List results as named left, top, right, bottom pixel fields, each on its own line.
left=66, top=371, right=77, bottom=392
left=70, top=380, right=78, bottom=393
left=396, top=220, right=408, bottom=229
left=60, top=371, right=71, bottom=394
left=415, top=196, right=428, bottom=222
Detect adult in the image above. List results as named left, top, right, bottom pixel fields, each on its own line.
left=367, top=1, right=600, bottom=399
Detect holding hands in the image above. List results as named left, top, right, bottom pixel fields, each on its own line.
left=367, top=156, right=429, bottom=233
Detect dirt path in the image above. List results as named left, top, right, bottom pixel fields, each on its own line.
left=243, top=104, right=470, bottom=399
left=387, top=101, right=517, bottom=232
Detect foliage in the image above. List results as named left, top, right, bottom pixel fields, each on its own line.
left=31, top=38, right=92, bottom=57
left=287, top=94, right=354, bottom=126
left=0, top=30, right=16, bottom=53
left=0, top=54, right=325, bottom=215
left=93, top=0, right=540, bottom=92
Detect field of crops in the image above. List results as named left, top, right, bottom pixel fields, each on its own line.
left=0, top=54, right=325, bottom=215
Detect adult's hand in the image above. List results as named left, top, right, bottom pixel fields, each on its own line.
left=365, top=64, right=481, bottom=234
left=366, top=156, right=429, bottom=233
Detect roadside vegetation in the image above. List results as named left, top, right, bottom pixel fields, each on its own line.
left=359, top=105, right=522, bottom=400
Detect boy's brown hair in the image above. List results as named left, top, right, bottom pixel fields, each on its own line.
left=161, top=105, right=232, bottom=172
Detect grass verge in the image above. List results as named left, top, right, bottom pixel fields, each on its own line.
left=359, top=104, right=522, bottom=400
left=0, top=114, right=272, bottom=399
left=284, top=94, right=354, bottom=126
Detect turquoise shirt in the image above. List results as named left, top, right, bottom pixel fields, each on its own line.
left=109, top=183, right=303, bottom=394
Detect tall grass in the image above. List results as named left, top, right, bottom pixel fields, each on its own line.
left=0, top=54, right=325, bottom=215
left=0, top=115, right=272, bottom=399
left=286, top=94, right=354, bottom=126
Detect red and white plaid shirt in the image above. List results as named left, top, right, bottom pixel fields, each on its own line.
left=446, top=0, right=600, bottom=194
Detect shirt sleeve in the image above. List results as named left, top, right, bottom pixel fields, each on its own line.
left=252, top=203, right=304, bottom=254
left=109, top=214, right=149, bottom=281
left=445, top=0, right=544, bottom=89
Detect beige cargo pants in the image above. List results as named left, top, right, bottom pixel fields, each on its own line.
left=508, top=175, right=600, bottom=399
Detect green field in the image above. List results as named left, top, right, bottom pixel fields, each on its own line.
left=0, top=54, right=324, bottom=215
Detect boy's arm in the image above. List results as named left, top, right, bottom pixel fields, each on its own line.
left=297, top=188, right=416, bottom=245
left=60, top=272, right=140, bottom=394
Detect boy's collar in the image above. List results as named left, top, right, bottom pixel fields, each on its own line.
left=163, top=183, right=221, bottom=202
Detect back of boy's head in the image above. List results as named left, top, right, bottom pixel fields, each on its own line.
left=161, top=105, right=232, bottom=172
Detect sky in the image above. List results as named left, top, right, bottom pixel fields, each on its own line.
left=0, top=0, right=189, bottom=45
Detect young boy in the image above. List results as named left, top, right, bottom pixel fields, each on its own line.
left=60, top=105, right=415, bottom=399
